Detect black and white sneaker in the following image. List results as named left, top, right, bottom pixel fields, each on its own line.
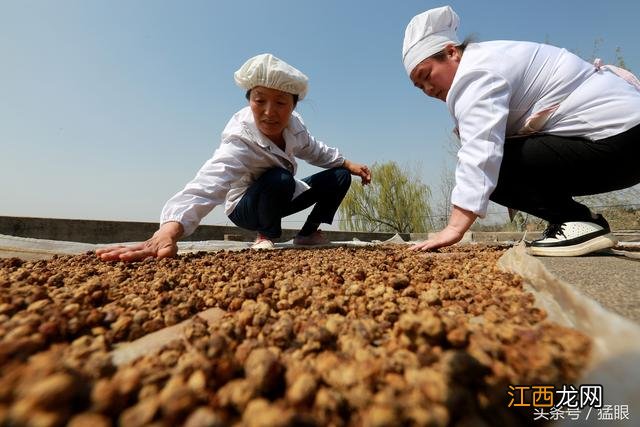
left=528, top=214, right=617, bottom=257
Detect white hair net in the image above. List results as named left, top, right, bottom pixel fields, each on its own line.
left=234, top=53, right=309, bottom=100
left=402, top=5, right=461, bottom=75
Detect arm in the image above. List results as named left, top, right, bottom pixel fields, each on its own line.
left=96, top=221, right=183, bottom=261
left=410, top=205, right=477, bottom=251
left=160, top=141, right=249, bottom=237
left=409, top=71, right=509, bottom=252
left=342, top=159, right=372, bottom=185
left=292, top=122, right=371, bottom=184
left=97, top=140, right=249, bottom=262
left=289, top=114, right=345, bottom=169
left=448, top=68, right=511, bottom=217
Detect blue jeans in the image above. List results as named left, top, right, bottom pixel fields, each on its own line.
left=228, top=167, right=352, bottom=238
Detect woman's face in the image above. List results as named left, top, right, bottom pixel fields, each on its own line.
left=249, top=86, right=296, bottom=141
left=410, top=44, right=461, bottom=102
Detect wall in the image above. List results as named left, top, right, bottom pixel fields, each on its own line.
left=4, top=216, right=634, bottom=244
left=0, top=216, right=409, bottom=244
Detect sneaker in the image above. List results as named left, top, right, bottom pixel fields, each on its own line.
left=251, top=234, right=275, bottom=250
left=293, top=230, right=330, bottom=246
left=528, top=214, right=617, bottom=257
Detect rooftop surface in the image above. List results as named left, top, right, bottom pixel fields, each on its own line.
left=538, top=252, right=639, bottom=323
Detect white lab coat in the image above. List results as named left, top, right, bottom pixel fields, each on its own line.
left=160, top=107, right=345, bottom=236
left=447, top=41, right=640, bottom=217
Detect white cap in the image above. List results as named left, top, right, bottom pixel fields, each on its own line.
left=402, top=5, right=461, bottom=76
left=234, top=53, right=309, bottom=100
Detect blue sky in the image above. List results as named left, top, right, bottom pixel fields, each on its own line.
left=2, top=0, right=639, bottom=231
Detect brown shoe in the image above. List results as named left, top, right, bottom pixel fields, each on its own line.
left=293, top=230, right=330, bottom=246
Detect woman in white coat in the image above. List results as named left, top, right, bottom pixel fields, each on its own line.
left=98, top=53, right=371, bottom=261
left=403, top=5, right=640, bottom=256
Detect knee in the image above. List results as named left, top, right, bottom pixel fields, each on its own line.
left=261, top=167, right=294, bottom=183
left=489, top=187, right=508, bottom=205
left=336, top=167, right=352, bottom=189
left=262, top=168, right=295, bottom=194
left=490, top=185, right=521, bottom=208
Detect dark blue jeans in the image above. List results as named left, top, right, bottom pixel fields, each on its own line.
left=228, top=167, right=352, bottom=238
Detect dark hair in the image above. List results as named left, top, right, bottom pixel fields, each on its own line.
left=429, top=36, right=473, bottom=62
left=245, top=89, right=299, bottom=107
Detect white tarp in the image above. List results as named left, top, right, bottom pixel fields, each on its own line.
left=2, top=234, right=637, bottom=425
left=0, top=233, right=381, bottom=260
left=498, top=243, right=640, bottom=426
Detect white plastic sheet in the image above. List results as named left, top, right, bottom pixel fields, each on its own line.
left=498, top=243, right=640, bottom=426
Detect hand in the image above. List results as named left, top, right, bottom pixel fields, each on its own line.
left=410, top=226, right=465, bottom=251
left=343, top=159, right=372, bottom=185
left=96, top=222, right=183, bottom=262
left=410, top=205, right=478, bottom=251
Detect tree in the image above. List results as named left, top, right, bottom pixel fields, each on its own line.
left=435, top=134, right=460, bottom=228
left=339, top=161, right=433, bottom=233
left=435, top=164, right=455, bottom=229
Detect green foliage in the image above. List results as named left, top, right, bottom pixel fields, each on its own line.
left=615, top=46, right=628, bottom=70
left=339, top=161, right=432, bottom=233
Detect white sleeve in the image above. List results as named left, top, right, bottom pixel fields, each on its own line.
left=160, top=139, right=249, bottom=237
left=449, top=69, right=511, bottom=217
left=294, top=129, right=345, bottom=169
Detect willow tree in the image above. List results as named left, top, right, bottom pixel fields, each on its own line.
left=339, top=161, right=433, bottom=233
